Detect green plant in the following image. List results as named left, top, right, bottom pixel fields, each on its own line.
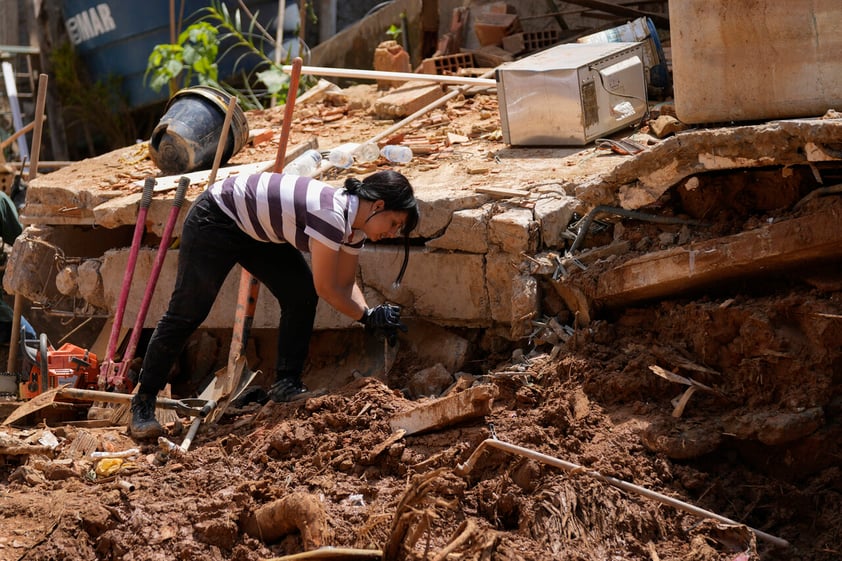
left=145, top=21, right=220, bottom=96
left=144, top=1, right=313, bottom=109
left=386, top=23, right=402, bottom=42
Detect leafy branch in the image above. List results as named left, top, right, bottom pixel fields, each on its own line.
left=145, top=0, right=312, bottom=108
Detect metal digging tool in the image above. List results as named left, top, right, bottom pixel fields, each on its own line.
left=202, top=56, right=305, bottom=424
left=114, top=175, right=190, bottom=386
left=99, top=177, right=156, bottom=390
left=2, top=387, right=214, bottom=426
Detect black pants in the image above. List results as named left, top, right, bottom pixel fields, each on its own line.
left=138, top=190, right=318, bottom=395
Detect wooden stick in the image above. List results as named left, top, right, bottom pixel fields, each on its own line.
left=207, top=96, right=238, bottom=187
left=282, top=64, right=496, bottom=87
left=7, top=73, right=47, bottom=373
left=0, top=120, right=36, bottom=150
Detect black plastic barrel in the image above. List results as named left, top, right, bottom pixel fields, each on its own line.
left=149, top=86, right=249, bottom=175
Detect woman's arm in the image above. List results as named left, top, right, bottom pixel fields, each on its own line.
left=309, top=238, right=368, bottom=321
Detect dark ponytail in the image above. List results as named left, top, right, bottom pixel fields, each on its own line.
left=344, top=170, right=419, bottom=286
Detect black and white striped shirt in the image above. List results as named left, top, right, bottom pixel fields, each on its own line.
left=208, top=172, right=366, bottom=253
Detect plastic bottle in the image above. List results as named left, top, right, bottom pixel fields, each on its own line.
left=353, top=142, right=381, bottom=163
left=285, top=149, right=322, bottom=176
left=328, top=146, right=356, bottom=169
left=380, top=145, right=413, bottom=164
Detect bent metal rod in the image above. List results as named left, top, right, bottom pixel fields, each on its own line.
left=454, top=437, right=789, bottom=549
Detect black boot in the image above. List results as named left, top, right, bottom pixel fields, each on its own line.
left=130, top=393, right=164, bottom=439
left=268, top=375, right=309, bottom=403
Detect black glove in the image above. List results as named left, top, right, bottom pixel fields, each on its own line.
left=360, top=304, right=408, bottom=346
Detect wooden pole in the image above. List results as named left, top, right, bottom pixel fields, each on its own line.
left=207, top=96, right=238, bottom=187
left=7, top=73, right=47, bottom=373
left=281, top=64, right=496, bottom=87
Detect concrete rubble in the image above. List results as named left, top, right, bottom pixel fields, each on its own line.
left=6, top=111, right=842, bottom=350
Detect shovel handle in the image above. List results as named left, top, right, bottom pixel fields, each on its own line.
left=57, top=387, right=210, bottom=417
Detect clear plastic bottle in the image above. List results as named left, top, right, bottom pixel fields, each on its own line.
left=285, top=149, right=322, bottom=176
left=328, top=143, right=358, bottom=169
left=380, top=145, right=413, bottom=164
left=353, top=142, right=381, bottom=163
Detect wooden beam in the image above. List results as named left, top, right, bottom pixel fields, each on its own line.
left=592, top=198, right=842, bottom=307
left=389, top=385, right=496, bottom=436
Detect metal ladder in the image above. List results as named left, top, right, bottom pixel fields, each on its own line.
left=1, top=44, right=39, bottom=161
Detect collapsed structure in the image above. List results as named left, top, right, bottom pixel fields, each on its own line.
left=1, top=2, right=841, bottom=559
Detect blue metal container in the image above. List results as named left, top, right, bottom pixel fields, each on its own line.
left=62, top=0, right=293, bottom=108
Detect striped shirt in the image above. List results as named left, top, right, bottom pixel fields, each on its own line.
left=208, top=172, right=366, bottom=254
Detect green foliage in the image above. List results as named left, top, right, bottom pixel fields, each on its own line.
left=145, top=21, right=220, bottom=96
left=386, top=23, right=402, bottom=42
left=144, top=0, right=313, bottom=108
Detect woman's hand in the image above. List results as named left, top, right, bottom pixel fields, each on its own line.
left=360, top=304, right=407, bottom=346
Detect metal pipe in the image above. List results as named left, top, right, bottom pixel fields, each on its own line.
left=91, top=448, right=140, bottom=459
left=180, top=399, right=216, bottom=452
left=568, top=205, right=709, bottom=254
left=455, top=438, right=789, bottom=548
left=282, top=64, right=497, bottom=87
left=115, top=479, right=136, bottom=493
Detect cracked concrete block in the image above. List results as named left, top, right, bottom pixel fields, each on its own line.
left=488, top=207, right=537, bottom=254
left=487, top=252, right=538, bottom=338
left=373, top=81, right=445, bottom=118
left=3, top=226, right=58, bottom=302
left=359, top=246, right=489, bottom=325
left=415, top=190, right=487, bottom=239
left=426, top=206, right=490, bottom=253
left=534, top=194, right=577, bottom=249
left=100, top=248, right=283, bottom=330
left=510, top=273, right=538, bottom=339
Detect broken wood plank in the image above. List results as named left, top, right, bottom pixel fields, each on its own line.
left=374, top=81, right=447, bottom=119
left=389, top=385, right=496, bottom=435
left=591, top=198, right=842, bottom=308
left=475, top=186, right=531, bottom=198
left=365, top=429, right=406, bottom=462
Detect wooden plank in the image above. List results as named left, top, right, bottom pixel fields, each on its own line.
left=389, top=385, right=496, bottom=435
left=592, top=199, right=842, bottom=307
left=475, top=186, right=531, bottom=198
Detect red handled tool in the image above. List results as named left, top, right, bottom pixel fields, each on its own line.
left=112, top=176, right=191, bottom=388
left=98, top=177, right=156, bottom=390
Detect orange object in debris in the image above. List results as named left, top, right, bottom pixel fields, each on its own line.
left=373, top=40, right=411, bottom=90
left=18, top=339, right=100, bottom=400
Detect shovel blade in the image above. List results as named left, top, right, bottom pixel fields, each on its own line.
left=201, top=355, right=258, bottom=423
left=2, top=387, right=62, bottom=426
